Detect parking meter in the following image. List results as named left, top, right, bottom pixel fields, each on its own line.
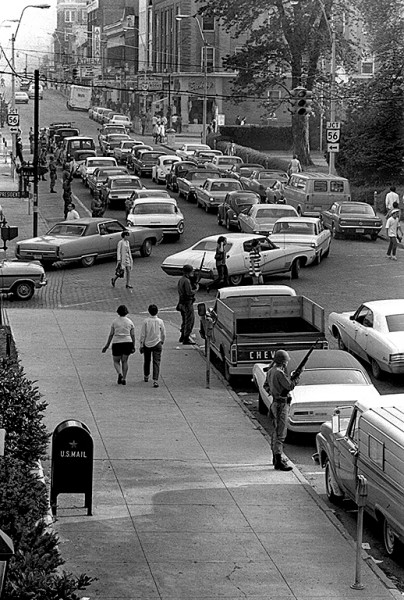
left=355, top=475, right=368, bottom=507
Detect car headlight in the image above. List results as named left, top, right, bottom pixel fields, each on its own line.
left=209, top=197, right=214, bottom=202
left=310, top=243, right=317, bottom=248
left=389, top=353, right=404, bottom=362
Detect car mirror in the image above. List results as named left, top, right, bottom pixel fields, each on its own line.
left=349, top=315, right=355, bottom=321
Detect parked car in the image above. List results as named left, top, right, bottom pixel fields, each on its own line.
left=101, top=133, right=130, bottom=156
left=239, top=204, right=299, bottom=235
left=241, top=169, right=289, bottom=202
left=127, top=144, right=153, bottom=171
left=166, top=160, right=198, bottom=192
left=0, top=259, right=47, bottom=300
left=151, top=155, right=181, bottom=184
left=131, top=150, right=167, bottom=177
left=98, top=124, right=126, bottom=147
left=161, top=233, right=315, bottom=284
left=127, top=198, right=184, bottom=240
left=329, top=299, right=404, bottom=379
left=176, top=143, right=210, bottom=160
left=217, top=190, right=260, bottom=230
left=71, top=149, right=97, bottom=177
left=226, top=164, right=265, bottom=181
left=108, top=114, right=133, bottom=129
left=99, top=108, right=113, bottom=124
left=28, top=84, right=43, bottom=99
left=270, top=216, right=332, bottom=264
left=113, top=140, right=141, bottom=164
left=253, top=350, right=379, bottom=433
left=195, top=178, right=243, bottom=212
left=88, top=106, right=101, bottom=120
left=88, top=166, right=129, bottom=196
left=15, top=219, right=163, bottom=268
left=177, top=169, right=220, bottom=202
left=209, top=155, right=243, bottom=172
left=79, top=156, right=117, bottom=186
left=101, top=175, right=144, bottom=208
left=321, top=201, right=383, bottom=240
left=15, top=91, right=29, bottom=104
left=193, top=149, right=223, bottom=164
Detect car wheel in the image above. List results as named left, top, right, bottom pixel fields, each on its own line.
left=383, top=518, right=399, bottom=556
left=370, top=233, right=379, bottom=241
left=217, top=212, right=223, bottom=226
left=370, top=357, right=383, bottom=379
left=229, top=274, right=243, bottom=286
left=258, top=392, right=268, bottom=415
left=291, top=258, right=301, bottom=279
left=140, top=239, right=153, bottom=257
left=81, top=255, right=96, bottom=268
left=314, top=250, right=322, bottom=266
left=337, top=332, right=346, bottom=351
left=332, top=224, right=341, bottom=239
left=13, top=281, right=34, bottom=301
left=177, top=221, right=185, bottom=235
left=178, top=188, right=183, bottom=198
left=325, top=460, right=341, bottom=504
left=323, top=245, right=330, bottom=258
left=225, top=216, right=231, bottom=230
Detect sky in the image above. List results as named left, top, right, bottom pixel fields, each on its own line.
left=0, top=0, right=57, bottom=73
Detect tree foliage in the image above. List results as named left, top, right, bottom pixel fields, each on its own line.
left=197, top=0, right=354, bottom=164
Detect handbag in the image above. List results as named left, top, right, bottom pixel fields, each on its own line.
left=115, top=264, right=124, bottom=278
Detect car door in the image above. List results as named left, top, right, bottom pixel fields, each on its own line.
left=323, top=203, right=337, bottom=229
left=333, top=407, right=359, bottom=497
left=100, top=221, right=126, bottom=256
left=346, top=306, right=372, bottom=359
left=239, top=206, right=254, bottom=233
left=316, top=220, right=331, bottom=252
left=258, top=239, right=290, bottom=275
left=353, top=307, right=375, bottom=360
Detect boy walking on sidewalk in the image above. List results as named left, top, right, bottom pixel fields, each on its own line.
left=140, top=304, right=166, bottom=388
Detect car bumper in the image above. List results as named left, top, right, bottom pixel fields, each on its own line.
left=16, top=249, right=59, bottom=262
left=161, top=265, right=214, bottom=278
left=337, top=225, right=382, bottom=235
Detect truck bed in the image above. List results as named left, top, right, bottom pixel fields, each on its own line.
left=236, top=317, right=318, bottom=335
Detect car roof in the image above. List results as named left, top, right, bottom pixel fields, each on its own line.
left=274, top=216, right=320, bottom=223
left=200, top=233, right=265, bottom=242
left=362, top=299, right=404, bottom=315
left=290, top=171, right=348, bottom=181
left=334, top=202, right=372, bottom=207
left=134, top=198, right=176, bottom=204
left=160, top=155, right=180, bottom=161
left=58, top=218, right=118, bottom=225
left=87, top=156, right=116, bottom=162
left=64, top=136, right=93, bottom=141
left=287, top=349, right=367, bottom=371
left=205, top=178, right=240, bottom=184
left=226, top=190, right=260, bottom=197
left=108, top=175, right=139, bottom=181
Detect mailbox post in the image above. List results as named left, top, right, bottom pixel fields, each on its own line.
left=50, top=420, right=94, bottom=516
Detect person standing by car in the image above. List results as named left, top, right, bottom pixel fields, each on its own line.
left=207, top=236, right=229, bottom=292
left=66, top=203, right=80, bottom=220
left=49, top=156, right=57, bottom=193
left=140, top=304, right=166, bottom=388
left=111, top=230, right=133, bottom=289
left=386, top=209, right=402, bottom=261
left=249, top=239, right=264, bottom=284
left=177, top=264, right=197, bottom=344
left=102, top=304, right=136, bottom=385
left=264, top=349, right=299, bottom=471
left=91, top=196, right=104, bottom=217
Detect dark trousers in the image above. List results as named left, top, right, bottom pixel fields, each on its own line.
left=180, top=303, right=195, bottom=340
left=207, top=264, right=229, bottom=291
left=143, top=342, right=162, bottom=381
left=387, top=236, right=398, bottom=256
left=268, top=400, right=289, bottom=456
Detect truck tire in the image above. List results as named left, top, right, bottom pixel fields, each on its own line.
left=258, top=393, right=268, bottom=415
left=291, top=259, right=300, bottom=279
left=325, top=460, right=341, bottom=504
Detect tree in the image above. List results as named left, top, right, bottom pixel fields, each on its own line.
left=197, top=0, right=353, bottom=165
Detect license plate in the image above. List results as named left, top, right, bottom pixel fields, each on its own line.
left=356, top=228, right=364, bottom=233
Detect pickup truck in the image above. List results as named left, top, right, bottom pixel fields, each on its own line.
left=315, top=394, right=404, bottom=558
left=205, top=286, right=327, bottom=380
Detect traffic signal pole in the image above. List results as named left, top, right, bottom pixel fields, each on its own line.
left=33, top=70, right=39, bottom=237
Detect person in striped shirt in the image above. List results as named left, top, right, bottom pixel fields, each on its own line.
left=249, top=239, right=264, bottom=284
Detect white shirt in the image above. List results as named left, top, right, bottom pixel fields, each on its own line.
left=140, top=315, right=166, bottom=348
left=385, top=191, right=399, bottom=211
left=66, top=209, right=80, bottom=220
left=111, top=316, right=135, bottom=344
left=386, top=216, right=401, bottom=237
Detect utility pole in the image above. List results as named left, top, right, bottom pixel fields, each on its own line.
left=33, top=70, right=39, bottom=237
left=329, top=23, right=337, bottom=175
left=10, top=33, right=16, bottom=177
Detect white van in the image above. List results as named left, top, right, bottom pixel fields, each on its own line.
left=283, top=172, right=351, bottom=216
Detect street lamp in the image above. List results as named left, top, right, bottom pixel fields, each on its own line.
left=11, top=4, right=50, bottom=169
left=0, top=529, right=14, bottom=599
left=290, top=0, right=336, bottom=174
left=176, top=13, right=208, bottom=144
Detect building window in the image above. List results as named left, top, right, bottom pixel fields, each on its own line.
left=202, top=15, right=214, bottom=31
left=65, top=10, right=76, bottom=23
left=202, top=46, right=215, bottom=72
left=361, top=61, right=374, bottom=75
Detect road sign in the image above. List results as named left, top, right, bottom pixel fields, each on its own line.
left=0, top=190, right=29, bottom=198
left=8, top=108, right=17, bottom=114
left=326, top=121, right=341, bottom=129
left=327, top=143, right=340, bottom=153
left=7, top=113, right=19, bottom=127
left=326, top=129, right=341, bottom=143
left=9, top=126, right=19, bottom=133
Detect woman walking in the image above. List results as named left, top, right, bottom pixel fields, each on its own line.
left=111, top=231, right=133, bottom=289
left=102, top=305, right=136, bottom=385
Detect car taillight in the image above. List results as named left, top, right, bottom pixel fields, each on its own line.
left=230, top=344, right=237, bottom=363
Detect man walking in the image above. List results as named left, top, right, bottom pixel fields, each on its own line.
left=386, top=208, right=402, bottom=261
left=49, top=156, right=57, bottom=193
left=140, top=304, right=166, bottom=388
left=287, top=154, right=302, bottom=177
left=264, top=350, right=299, bottom=471
left=177, top=264, right=197, bottom=345
left=385, top=186, right=399, bottom=214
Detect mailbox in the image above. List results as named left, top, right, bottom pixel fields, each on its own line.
left=50, top=420, right=93, bottom=516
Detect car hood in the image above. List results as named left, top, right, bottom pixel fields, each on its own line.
left=1, top=260, right=44, bottom=274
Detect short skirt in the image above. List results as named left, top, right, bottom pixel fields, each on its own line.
left=112, top=342, right=134, bottom=357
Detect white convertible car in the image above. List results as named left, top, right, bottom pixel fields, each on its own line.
left=329, top=299, right=404, bottom=379
left=161, top=233, right=316, bottom=285
left=253, top=349, right=380, bottom=433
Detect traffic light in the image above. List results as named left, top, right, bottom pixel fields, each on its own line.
left=72, top=67, right=79, bottom=81
left=291, top=87, right=313, bottom=116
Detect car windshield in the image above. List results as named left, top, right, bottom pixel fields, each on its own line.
left=298, top=369, right=368, bottom=386
left=47, top=224, right=86, bottom=237
left=122, top=142, right=135, bottom=148
left=162, top=159, right=178, bottom=165
left=108, top=135, right=128, bottom=141
left=112, top=179, right=140, bottom=189
left=218, top=157, right=242, bottom=165
left=273, top=222, right=316, bottom=235
left=235, top=195, right=258, bottom=205
left=193, top=240, right=232, bottom=252
left=89, top=160, right=115, bottom=167
left=133, top=203, right=176, bottom=215
left=255, top=208, right=295, bottom=219
left=142, top=153, right=163, bottom=160
left=210, top=182, right=240, bottom=192
left=385, top=314, right=404, bottom=332
left=136, top=191, right=170, bottom=198
left=340, top=204, right=374, bottom=215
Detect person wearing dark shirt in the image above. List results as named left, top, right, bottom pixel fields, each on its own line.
left=177, top=264, right=197, bottom=344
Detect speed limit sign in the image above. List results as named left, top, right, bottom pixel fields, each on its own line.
left=7, top=113, right=19, bottom=127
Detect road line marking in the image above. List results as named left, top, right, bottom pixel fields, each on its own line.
left=72, top=192, right=91, bottom=216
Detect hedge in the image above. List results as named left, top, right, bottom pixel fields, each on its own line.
left=217, top=123, right=321, bottom=152
left=0, top=353, right=94, bottom=599
left=209, top=136, right=290, bottom=172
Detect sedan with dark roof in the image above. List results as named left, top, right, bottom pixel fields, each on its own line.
left=15, top=219, right=163, bottom=268
left=195, top=179, right=243, bottom=212
left=217, top=190, right=260, bottom=230
left=321, top=201, right=383, bottom=240
left=177, top=170, right=221, bottom=202
left=241, top=169, right=289, bottom=201
left=131, top=150, right=167, bottom=177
